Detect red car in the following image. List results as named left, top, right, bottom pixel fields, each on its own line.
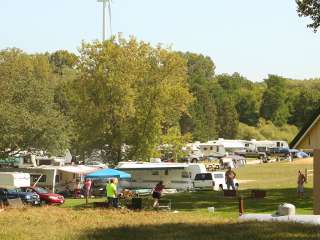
left=21, top=186, right=64, bottom=205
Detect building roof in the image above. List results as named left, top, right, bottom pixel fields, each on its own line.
left=290, top=108, right=320, bottom=149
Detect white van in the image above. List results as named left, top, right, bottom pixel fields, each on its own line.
left=193, top=172, right=239, bottom=191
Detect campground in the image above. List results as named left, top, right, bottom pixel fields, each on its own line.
left=1, top=158, right=319, bottom=240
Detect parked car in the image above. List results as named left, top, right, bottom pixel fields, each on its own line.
left=21, top=186, right=64, bottom=205
left=0, top=187, right=40, bottom=205
left=193, top=172, right=239, bottom=191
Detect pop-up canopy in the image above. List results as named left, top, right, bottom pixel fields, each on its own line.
left=85, top=168, right=131, bottom=179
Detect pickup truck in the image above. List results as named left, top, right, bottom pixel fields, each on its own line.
left=193, top=172, right=239, bottom=191
left=236, top=150, right=267, bottom=160
left=0, top=187, right=40, bottom=205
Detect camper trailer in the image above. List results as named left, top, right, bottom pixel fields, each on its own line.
left=213, top=139, right=247, bottom=153
left=0, top=165, right=98, bottom=193
left=197, top=142, right=226, bottom=158
left=0, top=172, right=30, bottom=188
left=116, top=162, right=207, bottom=190
left=250, top=140, right=289, bottom=152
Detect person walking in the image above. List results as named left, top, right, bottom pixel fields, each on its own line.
left=106, top=178, right=118, bottom=208
left=225, top=167, right=237, bottom=190
left=152, top=181, right=165, bottom=208
left=297, top=170, right=306, bottom=198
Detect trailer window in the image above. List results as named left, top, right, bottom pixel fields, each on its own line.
left=181, top=171, right=190, bottom=178
left=31, top=174, right=46, bottom=183
left=195, top=173, right=212, bottom=181
left=152, top=171, right=159, bottom=176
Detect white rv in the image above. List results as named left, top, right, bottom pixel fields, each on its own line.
left=0, top=172, right=30, bottom=188
left=0, top=165, right=98, bottom=193
left=213, top=139, right=247, bottom=153
left=116, top=162, right=207, bottom=190
left=197, top=141, right=226, bottom=158
left=250, top=140, right=289, bottom=152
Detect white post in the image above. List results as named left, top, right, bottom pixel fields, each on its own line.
left=52, top=169, right=57, bottom=193
left=102, top=0, right=106, bottom=41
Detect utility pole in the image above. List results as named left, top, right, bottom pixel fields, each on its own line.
left=98, top=0, right=107, bottom=41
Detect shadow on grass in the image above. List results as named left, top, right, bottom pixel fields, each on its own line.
left=81, top=222, right=320, bottom=240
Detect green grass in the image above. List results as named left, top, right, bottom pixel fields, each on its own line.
left=63, top=159, right=314, bottom=216
left=1, top=159, right=318, bottom=240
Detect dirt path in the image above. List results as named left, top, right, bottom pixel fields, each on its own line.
left=292, top=157, right=313, bottom=165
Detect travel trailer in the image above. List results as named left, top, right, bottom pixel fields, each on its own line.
left=116, top=162, right=207, bottom=190
left=250, top=140, right=289, bottom=152
left=0, top=172, right=30, bottom=188
left=0, top=165, right=98, bottom=193
left=213, top=139, right=247, bottom=153
left=196, top=142, right=226, bottom=158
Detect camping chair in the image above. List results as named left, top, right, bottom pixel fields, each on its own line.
left=157, top=199, right=172, bottom=211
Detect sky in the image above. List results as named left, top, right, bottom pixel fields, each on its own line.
left=1, top=0, right=320, bottom=81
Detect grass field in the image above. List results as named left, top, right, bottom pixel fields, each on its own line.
left=1, top=158, right=319, bottom=240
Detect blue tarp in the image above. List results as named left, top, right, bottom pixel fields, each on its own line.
left=85, top=168, right=131, bottom=179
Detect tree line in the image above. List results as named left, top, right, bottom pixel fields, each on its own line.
left=1, top=38, right=319, bottom=162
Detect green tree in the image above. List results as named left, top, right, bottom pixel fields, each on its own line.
left=179, top=53, right=218, bottom=141
left=291, top=88, right=320, bottom=127
left=49, top=50, right=78, bottom=75
left=296, top=0, right=320, bottom=32
left=158, top=127, right=192, bottom=162
left=260, top=75, right=290, bottom=126
left=74, top=38, right=192, bottom=163
left=0, top=49, right=72, bottom=156
left=218, top=97, right=239, bottom=139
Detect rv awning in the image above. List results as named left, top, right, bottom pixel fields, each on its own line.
left=116, top=162, right=189, bottom=171
left=85, top=168, right=131, bottom=179
left=58, top=166, right=98, bottom=175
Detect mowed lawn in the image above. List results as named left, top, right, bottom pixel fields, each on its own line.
left=0, top=158, right=318, bottom=240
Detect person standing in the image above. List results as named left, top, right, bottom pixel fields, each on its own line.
left=106, top=178, right=118, bottom=208
left=297, top=170, right=306, bottom=198
left=152, top=181, right=165, bottom=208
left=225, top=167, right=237, bottom=190
left=84, top=179, right=92, bottom=198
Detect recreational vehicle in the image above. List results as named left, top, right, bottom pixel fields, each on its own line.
left=0, top=165, right=98, bottom=193
left=116, top=162, right=207, bottom=190
left=250, top=140, right=289, bottom=152
left=213, top=139, right=247, bottom=153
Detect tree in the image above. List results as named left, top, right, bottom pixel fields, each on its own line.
left=260, top=75, right=290, bottom=126
left=296, top=0, right=320, bottom=32
left=179, top=53, right=218, bottom=141
left=218, top=97, right=239, bottom=139
left=291, top=88, right=320, bottom=127
left=158, top=127, right=192, bottom=162
left=236, top=90, right=259, bottom=126
left=0, top=49, right=72, bottom=156
left=73, top=38, right=192, bottom=163
left=49, top=50, right=78, bottom=75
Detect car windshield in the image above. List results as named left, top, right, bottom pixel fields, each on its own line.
left=34, top=187, right=49, bottom=193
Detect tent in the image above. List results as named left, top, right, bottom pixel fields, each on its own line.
left=85, top=168, right=131, bottom=179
